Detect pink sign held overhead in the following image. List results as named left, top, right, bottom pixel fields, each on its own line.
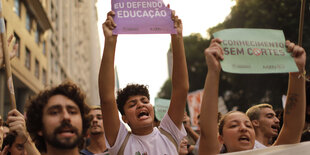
left=111, top=0, right=177, bottom=34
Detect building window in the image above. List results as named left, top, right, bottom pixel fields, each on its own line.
left=13, top=32, right=20, bottom=58
left=42, top=41, right=46, bottom=55
left=51, top=39, right=55, bottom=49
left=26, top=11, right=32, bottom=31
left=50, top=2, right=54, bottom=18
left=42, top=69, right=47, bottom=85
left=25, top=48, right=31, bottom=70
left=35, top=59, right=39, bottom=79
left=35, top=25, right=41, bottom=44
left=61, top=69, right=66, bottom=81
left=35, top=30, right=39, bottom=43
left=55, top=61, right=58, bottom=76
left=14, top=0, right=21, bottom=17
left=50, top=53, right=54, bottom=73
left=55, top=14, right=59, bottom=31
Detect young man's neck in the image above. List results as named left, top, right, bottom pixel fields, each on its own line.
left=131, top=125, right=154, bottom=135
left=87, top=134, right=107, bottom=153
left=46, top=146, right=80, bottom=155
left=255, top=131, right=272, bottom=146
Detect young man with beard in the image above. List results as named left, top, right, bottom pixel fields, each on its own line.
left=80, top=106, right=108, bottom=155
left=26, top=81, right=90, bottom=155
left=99, top=9, right=189, bottom=154
left=246, top=104, right=280, bottom=148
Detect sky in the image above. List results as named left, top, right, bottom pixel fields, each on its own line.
left=96, top=0, right=236, bottom=103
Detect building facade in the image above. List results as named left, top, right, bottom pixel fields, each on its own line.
left=48, top=0, right=101, bottom=106
left=0, top=0, right=101, bottom=117
left=0, top=0, right=51, bottom=115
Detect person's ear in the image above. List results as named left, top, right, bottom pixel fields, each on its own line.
left=122, top=115, right=128, bottom=124
left=252, top=120, right=259, bottom=128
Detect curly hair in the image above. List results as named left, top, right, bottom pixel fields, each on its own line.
left=25, top=81, right=90, bottom=152
left=116, top=84, right=150, bottom=115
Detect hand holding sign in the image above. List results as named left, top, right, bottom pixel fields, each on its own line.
left=204, top=38, right=224, bottom=74
left=111, top=0, right=176, bottom=34
left=213, top=28, right=299, bottom=74
left=286, top=40, right=306, bottom=74
left=102, top=11, right=117, bottom=42
left=171, top=9, right=182, bottom=35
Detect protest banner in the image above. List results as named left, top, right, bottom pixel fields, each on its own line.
left=187, top=90, right=228, bottom=128
left=187, top=89, right=204, bottom=128
left=225, top=141, right=310, bottom=155
left=111, top=0, right=176, bottom=34
left=213, top=28, right=299, bottom=74
left=154, top=98, right=170, bottom=121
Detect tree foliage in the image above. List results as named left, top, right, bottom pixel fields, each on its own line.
left=158, top=34, right=209, bottom=99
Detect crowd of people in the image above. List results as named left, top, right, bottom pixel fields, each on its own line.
left=0, top=8, right=309, bottom=155
left=199, top=38, right=307, bottom=154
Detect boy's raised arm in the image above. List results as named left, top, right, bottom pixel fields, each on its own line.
left=167, top=10, right=189, bottom=130
left=98, top=11, right=120, bottom=146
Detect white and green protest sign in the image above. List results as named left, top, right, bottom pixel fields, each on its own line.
left=154, top=98, right=170, bottom=121
left=213, top=28, right=298, bottom=74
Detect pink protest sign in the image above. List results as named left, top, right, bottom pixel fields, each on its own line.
left=187, top=89, right=204, bottom=128
left=111, top=0, right=177, bottom=34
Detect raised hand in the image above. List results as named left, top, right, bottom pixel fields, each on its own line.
left=102, top=11, right=117, bottom=40
left=6, top=109, right=29, bottom=143
left=171, top=10, right=183, bottom=35
left=0, top=34, right=18, bottom=68
left=183, top=112, right=191, bottom=128
left=204, top=38, right=224, bottom=74
left=286, top=40, right=306, bottom=73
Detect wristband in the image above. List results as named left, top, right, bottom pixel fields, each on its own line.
left=298, top=70, right=310, bottom=81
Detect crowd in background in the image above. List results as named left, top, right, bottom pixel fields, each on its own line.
left=0, top=8, right=309, bottom=155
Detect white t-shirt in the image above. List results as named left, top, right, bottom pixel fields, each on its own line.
left=254, top=140, right=267, bottom=149
left=192, top=137, right=200, bottom=155
left=105, top=113, right=187, bottom=155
